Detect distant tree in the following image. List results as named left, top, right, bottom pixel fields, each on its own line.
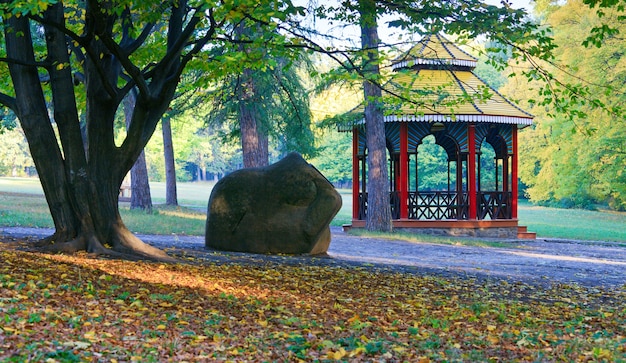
left=123, top=90, right=152, bottom=212
left=208, top=24, right=316, bottom=168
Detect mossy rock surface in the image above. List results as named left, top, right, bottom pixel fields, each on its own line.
left=205, top=153, right=342, bottom=255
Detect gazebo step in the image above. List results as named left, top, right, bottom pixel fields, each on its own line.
left=517, top=226, right=536, bottom=239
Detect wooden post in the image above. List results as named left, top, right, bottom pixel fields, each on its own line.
left=468, top=124, right=477, bottom=220
left=399, top=123, right=408, bottom=219
left=456, top=153, right=463, bottom=219
left=352, top=128, right=360, bottom=220
left=512, top=126, right=519, bottom=219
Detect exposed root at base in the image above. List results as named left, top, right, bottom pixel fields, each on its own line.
left=34, top=229, right=177, bottom=263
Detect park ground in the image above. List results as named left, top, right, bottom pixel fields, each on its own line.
left=1, top=177, right=625, bottom=361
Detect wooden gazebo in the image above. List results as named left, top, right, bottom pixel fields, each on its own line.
left=346, top=34, right=535, bottom=238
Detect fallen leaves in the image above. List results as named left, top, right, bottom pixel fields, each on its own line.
left=0, top=242, right=625, bottom=362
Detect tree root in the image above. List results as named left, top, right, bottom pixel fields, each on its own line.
left=41, top=236, right=86, bottom=253
left=109, top=224, right=177, bottom=262
left=35, top=227, right=177, bottom=263
left=35, top=229, right=75, bottom=247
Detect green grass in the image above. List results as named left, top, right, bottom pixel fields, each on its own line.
left=0, top=194, right=54, bottom=228
left=517, top=200, right=626, bottom=242
left=1, top=177, right=626, bottom=242
left=121, top=205, right=206, bottom=235
left=0, top=193, right=206, bottom=235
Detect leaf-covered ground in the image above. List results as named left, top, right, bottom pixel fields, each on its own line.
left=0, top=240, right=625, bottom=362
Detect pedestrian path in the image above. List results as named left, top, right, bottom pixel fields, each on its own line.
left=2, top=226, right=625, bottom=289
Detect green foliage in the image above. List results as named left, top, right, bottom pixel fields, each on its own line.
left=143, top=111, right=242, bottom=182
left=0, top=123, right=34, bottom=177
left=416, top=136, right=449, bottom=191
left=310, top=131, right=352, bottom=186
left=502, top=0, right=626, bottom=211
left=206, top=53, right=317, bottom=160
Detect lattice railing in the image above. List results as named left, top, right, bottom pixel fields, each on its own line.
left=408, top=192, right=468, bottom=220
left=357, top=191, right=511, bottom=221
left=478, top=191, right=512, bottom=220
left=358, top=191, right=401, bottom=220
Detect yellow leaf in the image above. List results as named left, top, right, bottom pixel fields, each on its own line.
left=56, top=63, right=65, bottom=70
left=156, top=324, right=166, bottom=330
left=349, top=346, right=367, bottom=357
left=83, top=331, right=97, bottom=342
left=487, top=325, right=497, bottom=331
left=487, top=334, right=499, bottom=344
left=327, top=348, right=347, bottom=360
left=257, top=319, right=268, bottom=327
left=393, top=346, right=406, bottom=353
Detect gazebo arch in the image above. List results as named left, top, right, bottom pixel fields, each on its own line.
left=345, top=34, right=536, bottom=239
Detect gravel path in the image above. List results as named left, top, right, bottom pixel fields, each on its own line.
left=2, top=226, right=625, bottom=290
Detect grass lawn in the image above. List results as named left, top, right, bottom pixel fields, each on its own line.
left=1, top=177, right=625, bottom=242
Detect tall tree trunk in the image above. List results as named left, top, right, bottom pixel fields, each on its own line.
left=124, top=91, right=153, bottom=212
left=239, top=91, right=269, bottom=168
left=236, top=22, right=269, bottom=169
left=359, top=0, right=393, bottom=232
left=162, top=115, right=178, bottom=205
left=4, top=13, right=81, bottom=243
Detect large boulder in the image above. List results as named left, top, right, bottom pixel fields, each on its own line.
left=205, top=153, right=342, bottom=255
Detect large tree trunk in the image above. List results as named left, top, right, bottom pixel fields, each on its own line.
left=239, top=92, right=269, bottom=168
left=162, top=115, right=179, bottom=205
left=4, top=12, right=81, bottom=243
left=359, top=0, right=393, bottom=232
left=124, top=91, right=153, bottom=212
left=2, top=3, right=183, bottom=261
left=236, top=22, right=269, bottom=169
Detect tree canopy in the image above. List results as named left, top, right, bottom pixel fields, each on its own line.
left=1, top=0, right=622, bottom=256
left=502, top=0, right=626, bottom=210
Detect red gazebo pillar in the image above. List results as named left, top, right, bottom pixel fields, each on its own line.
left=512, top=126, right=519, bottom=219
left=352, top=128, right=360, bottom=220
left=468, top=124, right=477, bottom=220
left=399, top=123, right=409, bottom=219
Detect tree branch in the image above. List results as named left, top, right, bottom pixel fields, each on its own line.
left=0, top=56, right=50, bottom=68
left=0, top=93, right=17, bottom=112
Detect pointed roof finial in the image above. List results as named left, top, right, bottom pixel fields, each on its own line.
left=392, top=33, right=477, bottom=71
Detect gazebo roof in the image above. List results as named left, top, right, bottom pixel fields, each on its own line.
left=391, top=33, right=478, bottom=70
left=343, top=34, right=533, bottom=129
